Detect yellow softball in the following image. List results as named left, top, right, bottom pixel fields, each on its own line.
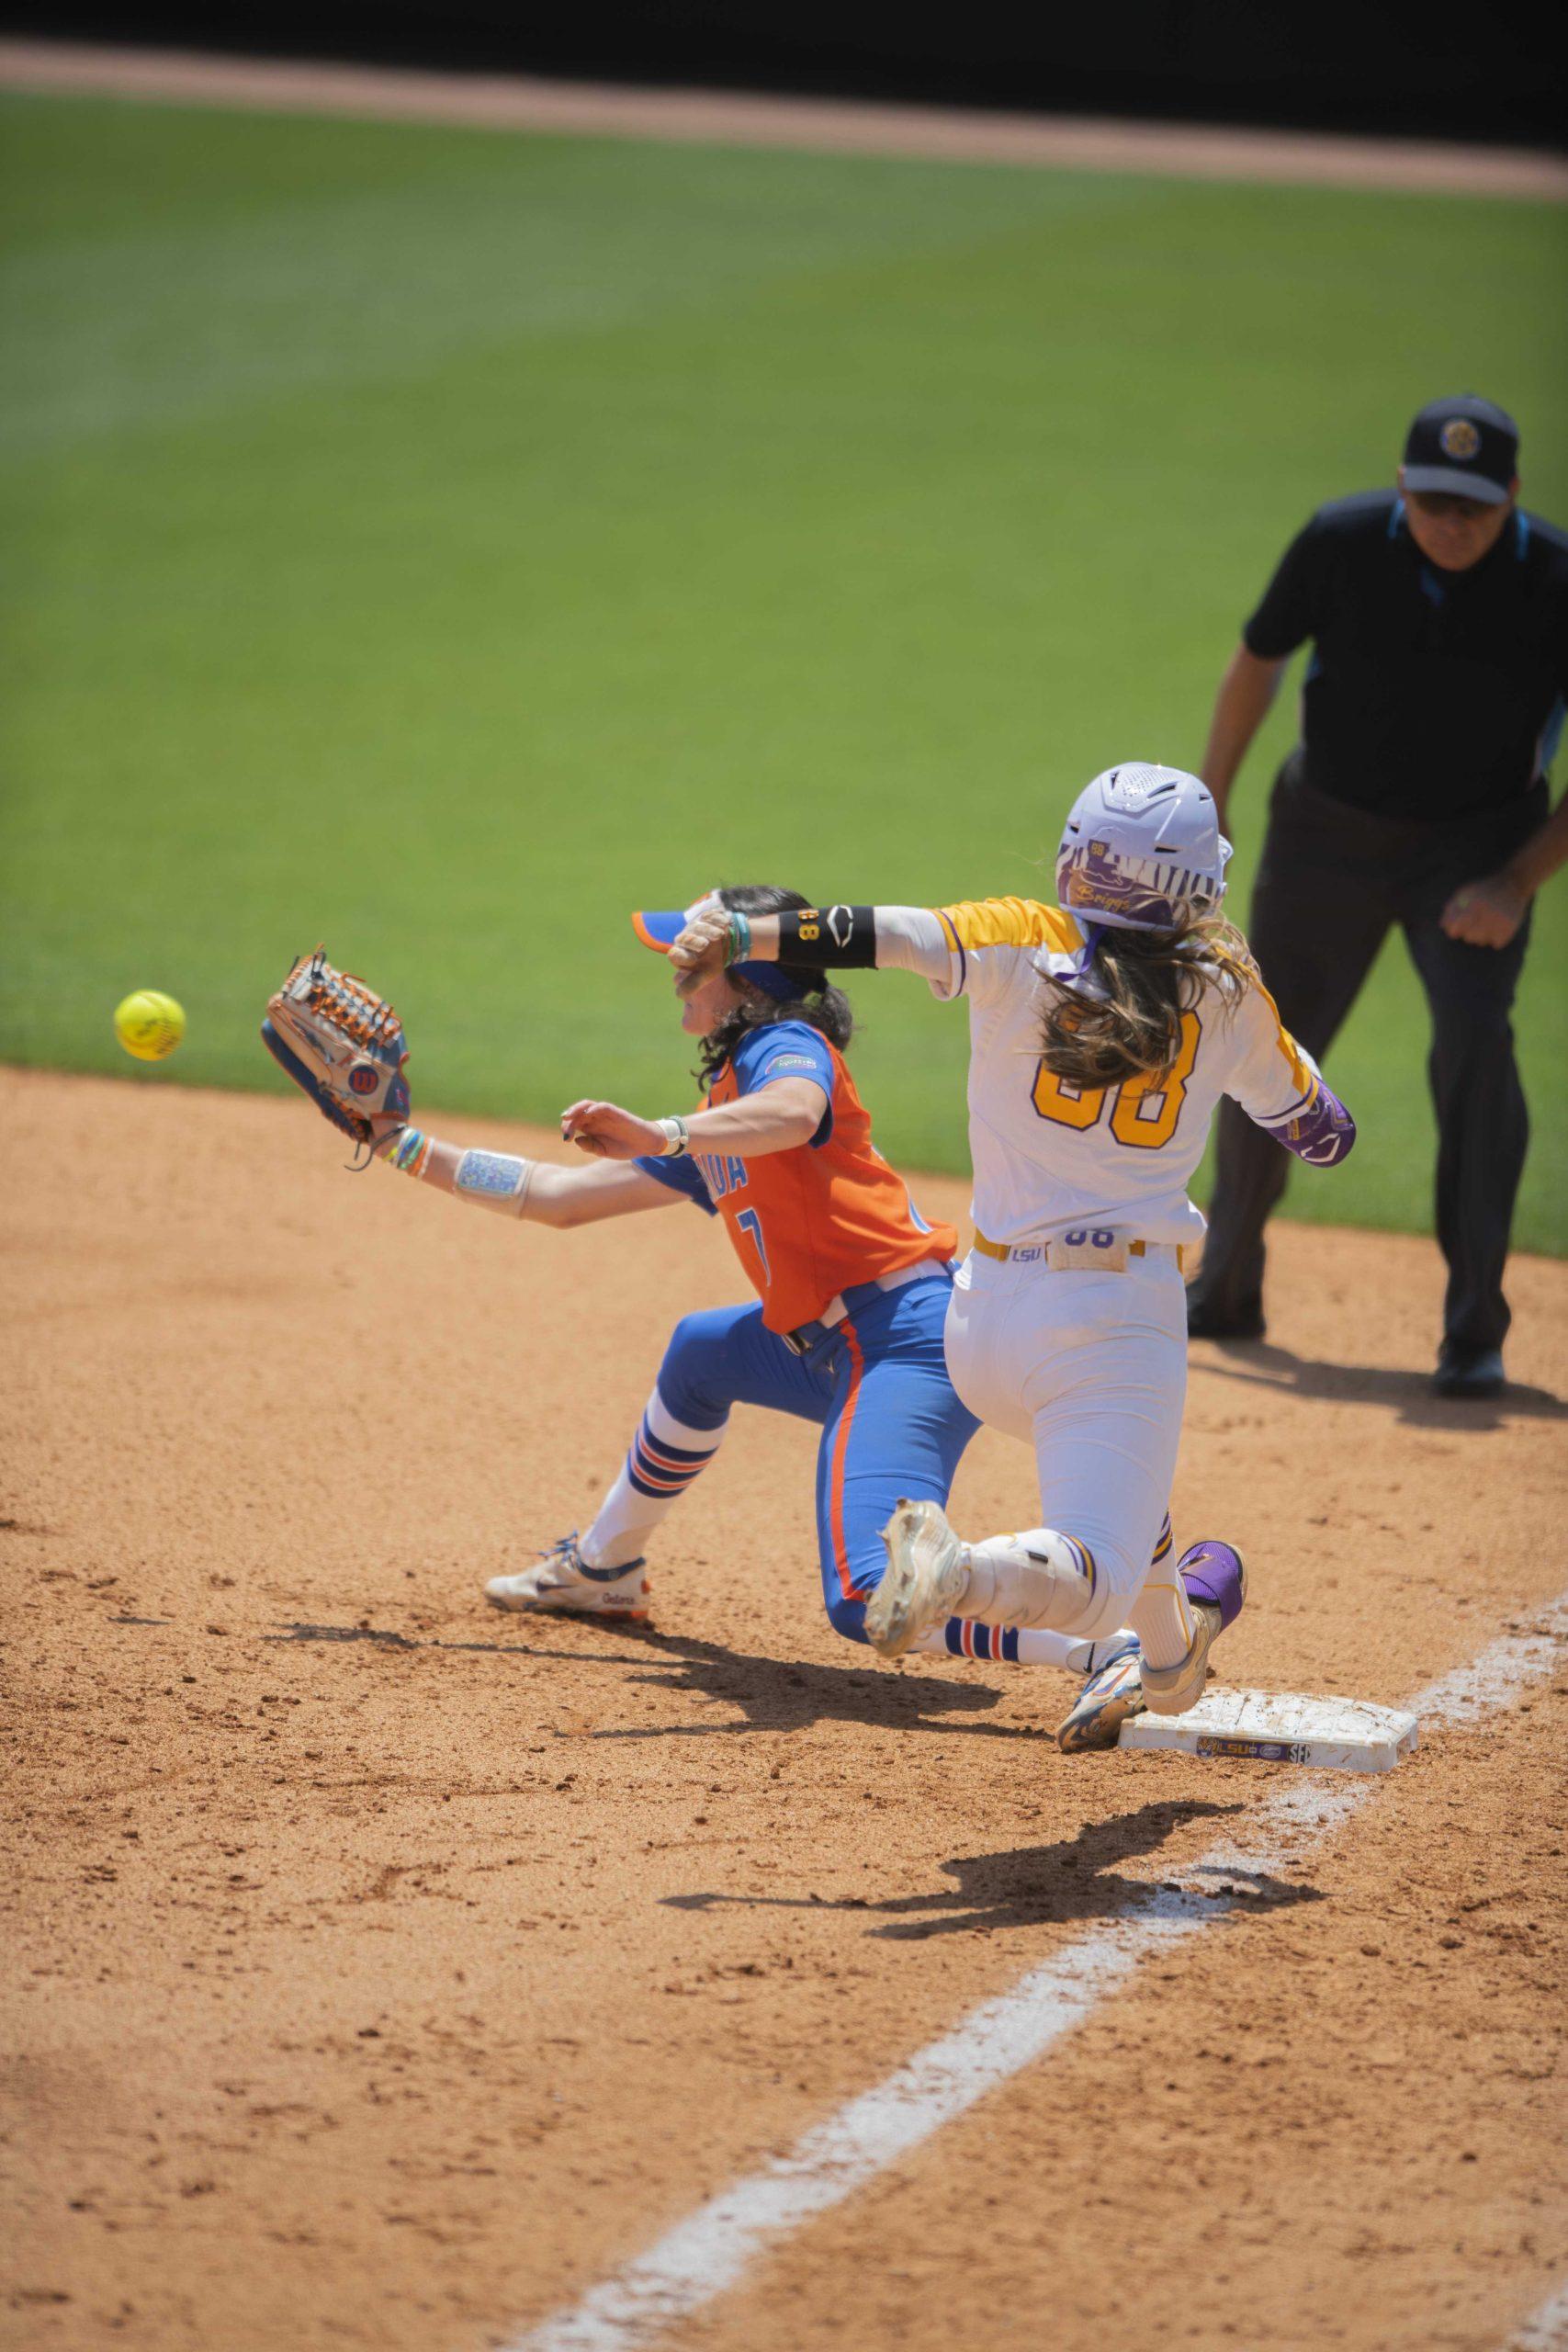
left=114, top=989, right=186, bottom=1062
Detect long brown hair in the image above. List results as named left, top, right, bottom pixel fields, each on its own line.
left=1037, top=911, right=1252, bottom=1090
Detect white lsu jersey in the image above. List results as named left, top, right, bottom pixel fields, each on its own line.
left=929, top=897, right=1322, bottom=1250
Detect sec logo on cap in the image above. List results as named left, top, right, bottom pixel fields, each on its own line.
left=1439, top=417, right=1482, bottom=461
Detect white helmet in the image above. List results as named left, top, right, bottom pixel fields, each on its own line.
left=1055, top=763, right=1232, bottom=933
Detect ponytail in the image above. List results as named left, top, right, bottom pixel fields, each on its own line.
left=1037, top=912, right=1251, bottom=1090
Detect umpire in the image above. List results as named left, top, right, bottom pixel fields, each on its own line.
left=1188, top=395, right=1568, bottom=1397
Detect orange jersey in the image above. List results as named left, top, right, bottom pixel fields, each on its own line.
left=637, top=1020, right=956, bottom=1332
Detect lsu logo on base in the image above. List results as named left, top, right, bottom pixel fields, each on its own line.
left=1196, top=1735, right=1311, bottom=1764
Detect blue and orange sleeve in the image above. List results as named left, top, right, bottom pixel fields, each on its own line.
left=732, top=1022, right=835, bottom=1146
left=633, top=1154, right=717, bottom=1212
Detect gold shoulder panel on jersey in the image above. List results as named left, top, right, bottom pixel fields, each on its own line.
left=935, top=899, right=1082, bottom=954
left=1248, top=969, right=1315, bottom=1099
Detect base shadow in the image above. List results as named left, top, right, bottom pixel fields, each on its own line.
left=663, top=1800, right=1322, bottom=1938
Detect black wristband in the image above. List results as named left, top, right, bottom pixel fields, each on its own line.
left=775, top=906, right=877, bottom=967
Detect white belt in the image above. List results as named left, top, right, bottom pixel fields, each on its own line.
left=972, top=1227, right=1188, bottom=1274
left=784, top=1259, right=951, bottom=1355
left=818, top=1257, right=948, bottom=1331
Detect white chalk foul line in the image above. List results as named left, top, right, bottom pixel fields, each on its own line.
left=1507, top=2279, right=1568, bottom=2350
left=504, top=1599, right=1568, bottom=2352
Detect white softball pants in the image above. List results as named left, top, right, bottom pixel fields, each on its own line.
left=942, top=1248, right=1197, bottom=1666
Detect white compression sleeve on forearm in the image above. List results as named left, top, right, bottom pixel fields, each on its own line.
left=872, top=906, right=952, bottom=984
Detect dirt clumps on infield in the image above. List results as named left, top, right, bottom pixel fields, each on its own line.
left=3, top=1066, right=1565, bottom=2352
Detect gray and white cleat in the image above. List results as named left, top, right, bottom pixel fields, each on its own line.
left=1056, top=1634, right=1145, bottom=1753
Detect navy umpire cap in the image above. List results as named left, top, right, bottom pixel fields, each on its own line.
left=1403, top=394, right=1519, bottom=506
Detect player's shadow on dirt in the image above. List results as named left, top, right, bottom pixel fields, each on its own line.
left=587, top=1631, right=1039, bottom=1742
left=663, top=1801, right=1319, bottom=1938
left=1191, top=1339, right=1567, bottom=1430
left=267, top=1622, right=1032, bottom=1739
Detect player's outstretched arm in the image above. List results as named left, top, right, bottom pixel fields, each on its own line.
left=374, top=1129, right=682, bottom=1228
left=671, top=904, right=950, bottom=984
left=262, top=951, right=684, bottom=1227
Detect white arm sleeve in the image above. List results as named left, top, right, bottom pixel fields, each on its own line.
left=871, top=906, right=953, bottom=986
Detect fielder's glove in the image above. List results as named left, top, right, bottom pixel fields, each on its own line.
left=262, top=946, right=411, bottom=1161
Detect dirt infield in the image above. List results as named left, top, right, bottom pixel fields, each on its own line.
left=3, top=38, right=1565, bottom=201
left=4, top=1065, right=1567, bottom=2352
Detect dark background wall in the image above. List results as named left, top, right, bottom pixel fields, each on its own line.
left=4, top=2, right=1562, bottom=148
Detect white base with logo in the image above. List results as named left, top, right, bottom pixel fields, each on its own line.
left=1118, top=1688, right=1419, bottom=1773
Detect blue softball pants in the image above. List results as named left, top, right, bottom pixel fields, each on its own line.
left=651, top=1270, right=979, bottom=1644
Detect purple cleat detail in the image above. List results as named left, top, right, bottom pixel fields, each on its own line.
left=1176, top=1540, right=1247, bottom=1631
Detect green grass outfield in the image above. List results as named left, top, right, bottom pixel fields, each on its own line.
left=2, top=92, right=1564, bottom=1249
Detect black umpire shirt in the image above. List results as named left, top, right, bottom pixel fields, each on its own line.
left=1243, top=491, right=1568, bottom=820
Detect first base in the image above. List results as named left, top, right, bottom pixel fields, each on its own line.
left=1118, top=1688, right=1418, bottom=1773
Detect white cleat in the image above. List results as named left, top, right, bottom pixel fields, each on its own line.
left=1139, top=1605, right=1221, bottom=1715
left=867, top=1498, right=969, bottom=1659
left=1140, top=1539, right=1247, bottom=1716
left=485, top=1533, right=650, bottom=1622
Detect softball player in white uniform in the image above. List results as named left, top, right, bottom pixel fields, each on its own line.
left=673, top=764, right=1357, bottom=1738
